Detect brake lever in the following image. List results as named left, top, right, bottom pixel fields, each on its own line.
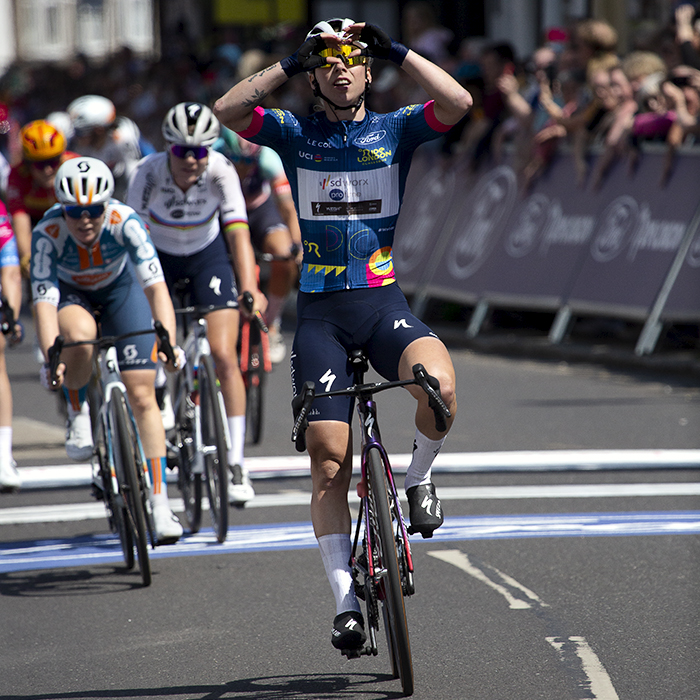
left=412, top=364, right=451, bottom=432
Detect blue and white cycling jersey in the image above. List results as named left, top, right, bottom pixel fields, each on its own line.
left=238, top=101, right=450, bottom=292
left=30, top=200, right=164, bottom=307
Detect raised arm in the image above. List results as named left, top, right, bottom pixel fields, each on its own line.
left=214, top=31, right=333, bottom=131
left=213, top=63, right=288, bottom=133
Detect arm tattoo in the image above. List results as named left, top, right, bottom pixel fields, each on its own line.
left=247, top=64, right=276, bottom=83
left=242, top=88, right=269, bottom=108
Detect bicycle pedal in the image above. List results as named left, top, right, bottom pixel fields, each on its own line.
left=407, top=524, right=434, bottom=539
left=341, top=647, right=364, bottom=660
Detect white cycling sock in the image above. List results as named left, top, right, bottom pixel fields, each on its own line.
left=0, top=426, right=12, bottom=465
left=404, top=429, right=445, bottom=491
left=154, top=363, right=167, bottom=389
left=227, top=415, right=245, bottom=469
left=318, top=533, right=360, bottom=615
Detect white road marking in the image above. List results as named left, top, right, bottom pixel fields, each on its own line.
left=12, top=448, right=700, bottom=489
left=432, top=549, right=621, bottom=700
left=547, top=636, right=621, bottom=700
left=429, top=549, right=549, bottom=609
left=2, top=482, right=699, bottom=525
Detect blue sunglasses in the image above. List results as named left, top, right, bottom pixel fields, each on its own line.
left=63, top=204, right=106, bottom=219
left=170, top=144, right=209, bottom=159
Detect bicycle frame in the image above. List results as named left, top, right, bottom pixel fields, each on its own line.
left=94, top=345, right=152, bottom=511
left=174, top=313, right=232, bottom=474
left=351, top=398, right=415, bottom=595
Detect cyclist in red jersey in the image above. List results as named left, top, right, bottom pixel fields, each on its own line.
left=6, top=120, right=78, bottom=279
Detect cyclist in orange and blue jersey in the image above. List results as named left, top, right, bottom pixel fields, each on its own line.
left=32, top=156, right=184, bottom=544
left=215, top=18, right=472, bottom=651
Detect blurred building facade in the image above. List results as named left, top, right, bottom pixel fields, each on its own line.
left=0, top=0, right=684, bottom=76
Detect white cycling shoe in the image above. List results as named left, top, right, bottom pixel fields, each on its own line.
left=267, top=325, right=286, bottom=365
left=65, top=405, right=94, bottom=462
left=151, top=500, right=183, bottom=545
left=0, top=459, right=21, bottom=492
left=228, top=464, right=255, bottom=506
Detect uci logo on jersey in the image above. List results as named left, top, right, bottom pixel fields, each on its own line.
left=355, top=130, right=386, bottom=146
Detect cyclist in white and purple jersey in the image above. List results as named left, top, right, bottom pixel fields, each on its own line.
left=126, top=102, right=266, bottom=506
left=0, top=200, right=23, bottom=492
left=31, top=156, right=184, bottom=544
left=215, top=18, right=472, bottom=651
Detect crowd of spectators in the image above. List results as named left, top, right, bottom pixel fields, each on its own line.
left=0, top=3, right=699, bottom=198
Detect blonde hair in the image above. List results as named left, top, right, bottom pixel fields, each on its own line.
left=576, top=19, right=618, bottom=54
left=621, top=51, right=667, bottom=83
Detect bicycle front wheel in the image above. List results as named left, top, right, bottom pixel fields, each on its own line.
left=174, top=374, right=202, bottom=533
left=112, top=388, right=152, bottom=587
left=246, top=365, right=265, bottom=445
left=96, top=416, right=134, bottom=570
left=367, top=447, right=413, bottom=696
left=199, top=354, right=229, bottom=543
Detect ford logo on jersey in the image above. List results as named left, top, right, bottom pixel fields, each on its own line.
left=329, top=189, right=344, bottom=201
left=355, top=130, right=386, bottom=146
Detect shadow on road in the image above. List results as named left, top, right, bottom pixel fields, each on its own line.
left=0, top=672, right=406, bottom=699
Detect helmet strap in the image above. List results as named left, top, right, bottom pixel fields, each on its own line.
left=311, top=72, right=369, bottom=117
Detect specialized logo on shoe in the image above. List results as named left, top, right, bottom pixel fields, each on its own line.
left=345, top=618, right=360, bottom=631
left=394, top=318, right=413, bottom=329
left=209, top=275, right=222, bottom=296
left=421, top=494, right=435, bottom=516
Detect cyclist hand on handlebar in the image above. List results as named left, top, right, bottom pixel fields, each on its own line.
left=239, top=288, right=267, bottom=321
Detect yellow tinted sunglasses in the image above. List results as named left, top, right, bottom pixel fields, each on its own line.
left=318, top=45, right=368, bottom=67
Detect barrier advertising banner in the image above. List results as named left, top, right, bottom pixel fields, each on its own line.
left=395, top=148, right=700, bottom=324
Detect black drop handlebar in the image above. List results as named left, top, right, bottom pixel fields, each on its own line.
left=291, top=363, right=452, bottom=452
left=46, top=324, right=175, bottom=388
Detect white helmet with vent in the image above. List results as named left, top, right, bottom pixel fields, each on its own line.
left=54, top=157, right=114, bottom=206
left=67, top=95, right=116, bottom=131
left=307, top=17, right=354, bottom=40
left=162, top=102, right=220, bottom=146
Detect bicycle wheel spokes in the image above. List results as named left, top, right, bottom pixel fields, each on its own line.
left=199, top=354, right=229, bottom=543
left=367, top=447, right=414, bottom=696
left=97, top=418, right=134, bottom=570
left=245, top=365, right=265, bottom=445
left=174, top=378, right=202, bottom=533
left=112, top=388, right=152, bottom=587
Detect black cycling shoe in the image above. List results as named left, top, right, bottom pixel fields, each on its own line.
left=406, top=482, right=444, bottom=538
left=331, top=610, right=367, bottom=651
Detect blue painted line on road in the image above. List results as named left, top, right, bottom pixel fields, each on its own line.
left=1, top=511, right=699, bottom=575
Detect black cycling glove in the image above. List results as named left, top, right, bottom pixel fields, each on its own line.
left=280, top=35, right=329, bottom=77
left=359, top=24, right=409, bottom=65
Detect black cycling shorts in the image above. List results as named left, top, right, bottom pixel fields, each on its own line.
left=291, top=283, right=438, bottom=424
left=157, top=234, right=239, bottom=309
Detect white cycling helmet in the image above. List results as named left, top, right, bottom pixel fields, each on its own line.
left=162, top=102, right=220, bottom=146
left=54, top=156, right=114, bottom=206
left=46, top=111, right=75, bottom=141
left=306, top=17, right=358, bottom=42
left=67, top=95, right=116, bottom=132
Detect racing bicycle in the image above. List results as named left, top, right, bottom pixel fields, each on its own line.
left=169, top=282, right=231, bottom=543
left=48, top=323, right=175, bottom=587
left=291, top=349, right=451, bottom=697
